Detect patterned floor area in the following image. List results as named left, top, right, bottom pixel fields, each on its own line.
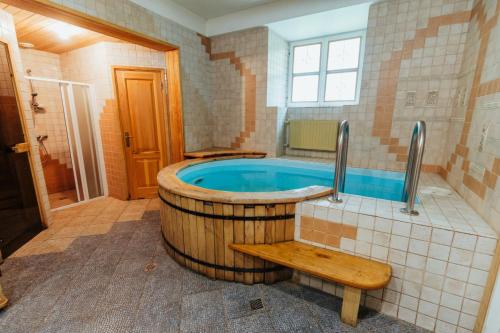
left=0, top=197, right=428, bottom=332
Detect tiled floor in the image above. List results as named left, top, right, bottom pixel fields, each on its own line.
left=48, top=189, right=78, bottom=209
left=0, top=197, right=428, bottom=333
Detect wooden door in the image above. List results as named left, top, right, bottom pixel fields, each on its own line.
left=0, top=41, right=43, bottom=257
left=114, top=68, right=168, bottom=199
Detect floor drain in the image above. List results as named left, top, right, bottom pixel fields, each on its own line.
left=144, top=262, right=157, bottom=273
left=249, top=298, right=263, bottom=310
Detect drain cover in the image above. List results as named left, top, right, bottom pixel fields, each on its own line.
left=249, top=298, right=263, bottom=310
left=144, top=262, right=157, bottom=273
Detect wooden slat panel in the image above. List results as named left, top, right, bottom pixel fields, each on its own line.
left=188, top=199, right=199, bottom=272
left=213, top=203, right=225, bottom=280
left=229, top=241, right=392, bottom=290
left=285, top=204, right=295, bottom=241
left=3, top=0, right=176, bottom=51
left=264, top=204, right=277, bottom=283
left=195, top=200, right=206, bottom=276
left=244, top=205, right=255, bottom=284
left=223, top=204, right=234, bottom=281
left=173, top=194, right=185, bottom=265
left=3, top=5, right=122, bottom=54
left=204, top=203, right=216, bottom=279
left=233, top=205, right=245, bottom=283
left=254, top=205, right=266, bottom=283
left=181, top=197, right=192, bottom=270
left=275, top=204, right=286, bottom=243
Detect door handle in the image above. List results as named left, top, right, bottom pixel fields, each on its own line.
left=11, top=142, right=29, bottom=153
left=124, top=132, right=133, bottom=148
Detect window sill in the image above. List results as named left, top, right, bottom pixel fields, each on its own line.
left=287, top=100, right=359, bottom=108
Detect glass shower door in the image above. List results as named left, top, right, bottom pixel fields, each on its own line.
left=61, top=83, right=105, bottom=202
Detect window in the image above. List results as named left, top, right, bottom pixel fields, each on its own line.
left=288, top=30, right=365, bottom=107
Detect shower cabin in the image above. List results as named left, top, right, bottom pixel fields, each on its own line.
left=27, top=75, right=107, bottom=209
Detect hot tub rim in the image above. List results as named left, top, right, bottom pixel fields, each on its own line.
left=157, top=155, right=333, bottom=204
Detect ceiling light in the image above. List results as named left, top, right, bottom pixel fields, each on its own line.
left=19, top=42, right=35, bottom=49
left=48, top=21, right=84, bottom=40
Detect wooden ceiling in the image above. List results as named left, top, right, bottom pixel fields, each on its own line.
left=0, top=4, right=120, bottom=54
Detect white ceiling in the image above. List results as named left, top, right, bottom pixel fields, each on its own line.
left=131, top=0, right=374, bottom=36
left=267, top=3, right=371, bottom=41
left=170, top=0, right=279, bottom=19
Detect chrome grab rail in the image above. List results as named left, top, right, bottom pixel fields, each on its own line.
left=330, top=120, right=349, bottom=203
left=401, top=121, right=426, bottom=215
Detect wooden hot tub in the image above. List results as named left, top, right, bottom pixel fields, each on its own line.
left=157, top=154, right=331, bottom=284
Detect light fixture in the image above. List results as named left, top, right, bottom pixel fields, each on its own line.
left=47, top=21, right=84, bottom=40
left=19, top=42, right=35, bottom=49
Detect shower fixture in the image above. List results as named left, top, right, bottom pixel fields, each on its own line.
left=26, top=69, right=46, bottom=114
left=37, top=135, right=49, bottom=164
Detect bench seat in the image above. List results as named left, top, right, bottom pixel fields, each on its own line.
left=229, top=241, right=391, bottom=326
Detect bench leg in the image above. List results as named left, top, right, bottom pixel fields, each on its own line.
left=341, top=286, right=361, bottom=326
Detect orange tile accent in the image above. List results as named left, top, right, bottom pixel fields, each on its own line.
left=300, top=227, right=314, bottom=241
left=41, top=154, right=76, bottom=194
left=300, top=216, right=356, bottom=247
left=197, top=34, right=257, bottom=148
left=372, top=10, right=472, bottom=170
left=463, top=173, right=486, bottom=199
left=301, top=215, right=315, bottom=230
left=314, top=219, right=331, bottom=233
left=456, top=144, right=469, bottom=157
left=197, top=33, right=211, bottom=55
left=325, top=235, right=340, bottom=248
left=99, top=99, right=128, bottom=200
left=444, top=1, right=500, bottom=199
left=341, top=225, right=357, bottom=239
left=493, top=158, right=500, bottom=176
left=311, top=230, right=326, bottom=244
left=483, top=170, right=497, bottom=190
left=438, top=166, right=448, bottom=179
left=327, top=222, right=342, bottom=236
left=478, top=78, right=500, bottom=97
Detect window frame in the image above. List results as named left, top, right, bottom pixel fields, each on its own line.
left=287, top=29, right=366, bottom=107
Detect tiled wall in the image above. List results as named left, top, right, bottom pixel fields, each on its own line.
left=443, top=0, right=500, bottom=232
left=208, top=27, right=278, bottom=154
left=295, top=176, right=497, bottom=332
left=267, top=31, right=289, bottom=156
left=20, top=49, right=73, bottom=169
left=0, top=0, right=218, bottom=221
left=59, top=42, right=168, bottom=200
left=38, top=0, right=214, bottom=154
left=285, top=0, right=472, bottom=172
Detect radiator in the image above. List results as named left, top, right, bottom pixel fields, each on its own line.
left=287, top=120, right=338, bottom=152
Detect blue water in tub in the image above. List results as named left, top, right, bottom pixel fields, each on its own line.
left=177, top=158, right=406, bottom=202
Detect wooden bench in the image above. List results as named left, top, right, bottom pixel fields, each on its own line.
left=229, top=241, right=391, bottom=326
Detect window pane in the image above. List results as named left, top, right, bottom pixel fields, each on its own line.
left=327, top=38, right=361, bottom=71
left=325, top=72, right=357, bottom=101
left=293, top=44, right=321, bottom=74
left=292, top=75, right=319, bottom=102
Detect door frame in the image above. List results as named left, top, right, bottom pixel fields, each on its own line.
left=2, top=0, right=186, bottom=204
left=0, top=38, right=46, bottom=226
left=112, top=66, right=169, bottom=199
left=3, top=0, right=185, bottom=164
left=2, top=0, right=185, bottom=163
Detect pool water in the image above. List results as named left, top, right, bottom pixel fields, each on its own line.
left=177, top=159, right=406, bottom=202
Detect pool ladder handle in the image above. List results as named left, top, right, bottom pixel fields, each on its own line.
left=400, top=121, right=426, bottom=216
left=329, top=120, right=349, bottom=203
